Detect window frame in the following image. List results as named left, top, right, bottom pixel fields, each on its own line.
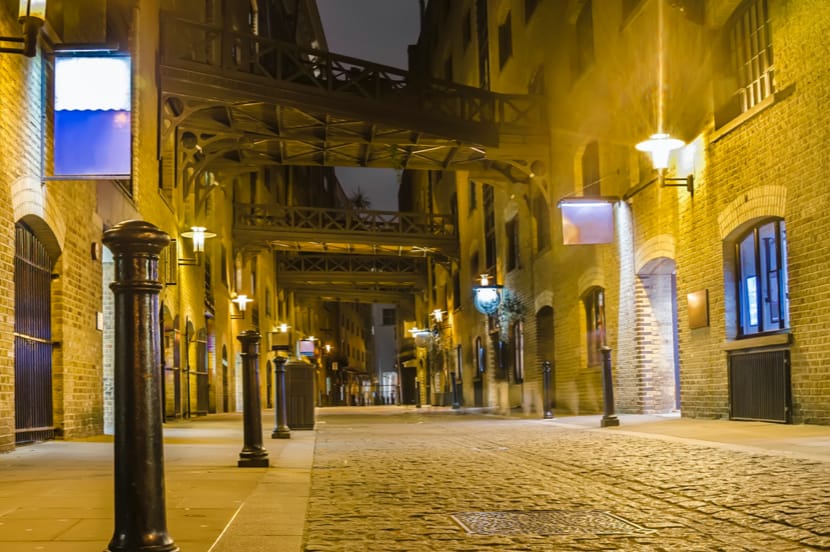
left=734, top=218, right=788, bottom=338
left=583, top=286, right=606, bottom=367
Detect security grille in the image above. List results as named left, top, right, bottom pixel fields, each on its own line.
left=14, top=223, right=54, bottom=443
left=729, top=348, right=790, bottom=423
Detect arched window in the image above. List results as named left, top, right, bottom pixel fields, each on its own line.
left=583, top=286, right=605, bottom=366
left=734, top=218, right=789, bottom=336
left=474, top=336, right=485, bottom=374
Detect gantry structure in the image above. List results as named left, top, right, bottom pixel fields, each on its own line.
left=158, top=12, right=549, bottom=304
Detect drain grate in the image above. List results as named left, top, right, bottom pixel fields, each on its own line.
left=451, top=510, right=654, bottom=536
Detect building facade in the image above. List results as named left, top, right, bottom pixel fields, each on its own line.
left=414, top=0, right=830, bottom=424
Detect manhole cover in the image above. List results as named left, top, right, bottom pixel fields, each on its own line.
left=451, top=510, right=654, bottom=536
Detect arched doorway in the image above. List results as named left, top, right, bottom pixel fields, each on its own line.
left=222, top=345, right=230, bottom=412
left=636, top=258, right=680, bottom=412
left=14, top=223, right=54, bottom=443
left=536, top=306, right=555, bottom=411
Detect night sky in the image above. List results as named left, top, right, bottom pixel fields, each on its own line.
left=316, top=0, right=422, bottom=211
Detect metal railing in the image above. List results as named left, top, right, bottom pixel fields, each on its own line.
left=234, top=203, right=455, bottom=238
left=160, top=14, right=544, bottom=129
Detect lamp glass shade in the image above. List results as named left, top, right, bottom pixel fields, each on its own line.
left=233, top=294, right=253, bottom=311
left=635, top=133, right=684, bottom=170
left=20, top=0, right=47, bottom=19
left=181, top=226, right=216, bottom=253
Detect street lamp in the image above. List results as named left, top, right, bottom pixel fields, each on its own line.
left=635, top=133, right=694, bottom=195
left=178, top=226, right=216, bottom=265
left=231, top=294, right=253, bottom=319
left=1, top=1, right=47, bottom=57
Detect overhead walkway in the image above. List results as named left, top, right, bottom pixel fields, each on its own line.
left=158, top=12, right=548, bottom=303
left=159, top=14, right=549, bottom=180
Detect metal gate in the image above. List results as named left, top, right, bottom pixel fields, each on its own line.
left=728, top=349, right=791, bottom=423
left=194, top=329, right=209, bottom=415
left=14, top=223, right=54, bottom=443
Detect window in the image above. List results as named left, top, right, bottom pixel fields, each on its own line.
left=621, top=0, right=641, bottom=20
left=716, top=0, right=774, bottom=126
left=735, top=219, right=789, bottom=337
left=475, top=336, right=485, bottom=374
left=582, top=141, right=600, bottom=196
left=574, top=0, right=595, bottom=77
left=469, top=180, right=477, bottom=211
left=583, top=286, right=605, bottom=366
left=444, top=56, right=453, bottom=81
left=382, top=308, right=396, bottom=326
left=525, top=0, right=540, bottom=22
left=506, top=217, right=520, bottom=271
left=532, top=194, right=551, bottom=253
left=513, top=321, right=524, bottom=382
left=463, top=10, right=472, bottom=49
left=476, top=0, right=490, bottom=89
left=483, top=184, right=496, bottom=276
left=498, top=11, right=512, bottom=69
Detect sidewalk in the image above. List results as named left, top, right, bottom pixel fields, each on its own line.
left=0, top=413, right=314, bottom=552
left=0, top=408, right=827, bottom=551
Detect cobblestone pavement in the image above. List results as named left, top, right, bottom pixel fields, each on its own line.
left=303, top=411, right=830, bottom=552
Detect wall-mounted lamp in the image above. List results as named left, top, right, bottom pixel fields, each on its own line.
left=181, top=226, right=216, bottom=253
left=473, top=274, right=503, bottom=315
left=231, top=294, right=253, bottom=319
left=635, top=133, right=694, bottom=196
left=178, top=226, right=216, bottom=265
left=432, top=309, right=444, bottom=323
left=1, top=1, right=47, bottom=57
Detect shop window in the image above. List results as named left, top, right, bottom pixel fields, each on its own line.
left=734, top=218, right=789, bottom=337
left=583, top=286, right=605, bottom=366
left=715, top=0, right=775, bottom=127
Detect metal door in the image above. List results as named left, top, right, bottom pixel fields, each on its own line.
left=14, top=223, right=54, bottom=443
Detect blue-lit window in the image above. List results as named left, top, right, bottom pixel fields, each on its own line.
left=735, top=219, right=789, bottom=336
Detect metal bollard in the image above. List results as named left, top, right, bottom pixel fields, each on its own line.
left=451, top=372, right=461, bottom=410
left=600, top=346, right=620, bottom=427
left=415, top=380, right=421, bottom=408
left=103, top=220, right=178, bottom=552
left=271, top=355, right=291, bottom=439
left=237, top=330, right=270, bottom=467
left=542, top=360, right=554, bottom=419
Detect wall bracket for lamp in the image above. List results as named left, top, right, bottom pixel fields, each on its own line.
left=660, top=173, right=694, bottom=196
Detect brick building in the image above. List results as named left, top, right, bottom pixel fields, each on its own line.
left=413, top=0, right=830, bottom=423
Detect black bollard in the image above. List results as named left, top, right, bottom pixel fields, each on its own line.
left=600, top=346, right=620, bottom=427
left=451, top=372, right=461, bottom=410
left=271, top=355, right=291, bottom=439
left=103, top=220, right=178, bottom=552
left=237, top=331, right=270, bottom=467
left=415, top=380, right=421, bottom=408
left=542, top=360, right=554, bottom=419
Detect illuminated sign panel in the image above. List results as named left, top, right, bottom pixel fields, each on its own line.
left=53, top=55, right=131, bottom=178
left=560, top=201, right=614, bottom=245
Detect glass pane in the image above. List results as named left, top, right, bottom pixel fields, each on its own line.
left=739, top=232, right=758, bottom=333
left=780, top=222, right=789, bottom=327
left=758, top=221, right=778, bottom=328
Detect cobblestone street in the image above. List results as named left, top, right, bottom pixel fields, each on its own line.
left=303, top=410, right=830, bottom=551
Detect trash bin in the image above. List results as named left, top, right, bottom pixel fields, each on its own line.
left=286, top=360, right=315, bottom=429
